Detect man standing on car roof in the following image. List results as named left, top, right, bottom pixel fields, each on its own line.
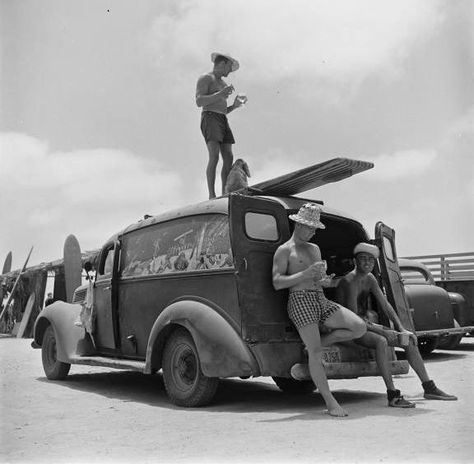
left=272, top=203, right=367, bottom=417
left=335, top=242, right=457, bottom=408
left=196, top=52, right=247, bottom=199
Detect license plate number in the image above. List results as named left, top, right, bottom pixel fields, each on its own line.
left=323, top=350, right=341, bottom=363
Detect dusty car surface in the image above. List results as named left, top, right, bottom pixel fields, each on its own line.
left=399, top=258, right=474, bottom=352
left=32, top=158, right=415, bottom=407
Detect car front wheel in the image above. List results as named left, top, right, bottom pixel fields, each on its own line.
left=41, top=325, right=71, bottom=380
left=162, top=328, right=218, bottom=407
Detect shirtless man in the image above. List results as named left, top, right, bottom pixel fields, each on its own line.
left=335, top=242, right=457, bottom=407
left=196, top=52, right=246, bottom=199
left=272, top=203, right=366, bottom=417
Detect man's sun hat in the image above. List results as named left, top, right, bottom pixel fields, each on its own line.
left=211, top=52, right=240, bottom=72
left=289, top=203, right=325, bottom=229
left=353, top=242, right=380, bottom=259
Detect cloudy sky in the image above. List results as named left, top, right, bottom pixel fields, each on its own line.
left=1, top=0, right=473, bottom=269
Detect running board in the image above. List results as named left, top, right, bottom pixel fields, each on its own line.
left=69, top=355, right=146, bottom=372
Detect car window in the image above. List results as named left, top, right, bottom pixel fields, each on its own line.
left=97, top=246, right=114, bottom=279
left=244, top=212, right=279, bottom=241
left=121, top=214, right=233, bottom=277
left=400, top=267, right=430, bottom=284
left=383, top=236, right=396, bottom=262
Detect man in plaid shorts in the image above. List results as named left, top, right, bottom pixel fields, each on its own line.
left=272, top=203, right=366, bottom=417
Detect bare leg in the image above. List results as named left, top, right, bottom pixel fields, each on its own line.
left=298, top=323, right=348, bottom=417
left=220, top=143, right=234, bottom=195
left=355, top=332, right=396, bottom=390
left=320, top=304, right=366, bottom=346
left=206, top=141, right=221, bottom=199
left=405, top=343, right=430, bottom=383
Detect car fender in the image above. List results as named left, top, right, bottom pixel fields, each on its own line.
left=145, top=299, right=260, bottom=378
left=404, top=284, right=454, bottom=331
left=33, top=301, right=94, bottom=362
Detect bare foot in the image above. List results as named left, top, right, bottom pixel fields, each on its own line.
left=325, top=404, right=348, bottom=417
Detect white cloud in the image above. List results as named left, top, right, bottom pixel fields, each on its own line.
left=0, top=132, right=184, bottom=266
left=367, top=149, right=438, bottom=180
left=147, top=0, right=443, bottom=101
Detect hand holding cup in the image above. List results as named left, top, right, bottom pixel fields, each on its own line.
left=235, top=93, right=248, bottom=107
left=221, top=85, right=234, bottom=98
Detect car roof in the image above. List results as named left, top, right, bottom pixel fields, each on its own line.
left=105, top=194, right=363, bottom=244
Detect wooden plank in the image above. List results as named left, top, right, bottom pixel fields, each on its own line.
left=404, top=252, right=474, bottom=260
left=447, top=265, right=474, bottom=271
left=249, top=157, right=374, bottom=196
left=63, top=235, right=82, bottom=303
left=16, top=292, right=35, bottom=338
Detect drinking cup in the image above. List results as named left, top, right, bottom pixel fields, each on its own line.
left=397, top=332, right=410, bottom=347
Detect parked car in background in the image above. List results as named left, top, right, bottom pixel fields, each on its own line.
left=399, top=258, right=474, bottom=353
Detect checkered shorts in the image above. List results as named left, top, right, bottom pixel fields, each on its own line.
left=287, top=289, right=339, bottom=329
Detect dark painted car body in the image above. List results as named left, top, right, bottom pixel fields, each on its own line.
left=32, top=158, right=417, bottom=405
left=399, top=259, right=474, bottom=351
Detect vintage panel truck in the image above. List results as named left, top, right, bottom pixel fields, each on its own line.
left=33, top=158, right=419, bottom=406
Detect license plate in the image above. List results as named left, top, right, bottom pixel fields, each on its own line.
left=322, top=350, right=341, bottom=363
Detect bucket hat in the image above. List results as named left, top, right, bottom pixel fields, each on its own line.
left=211, top=52, right=240, bottom=72
left=289, top=203, right=325, bottom=229
left=353, top=242, right=380, bottom=259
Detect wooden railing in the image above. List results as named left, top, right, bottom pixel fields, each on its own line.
left=401, top=252, right=474, bottom=281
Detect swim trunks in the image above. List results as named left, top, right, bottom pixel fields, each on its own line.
left=201, top=111, right=235, bottom=144
left=287, top=289, right=339, bottom=329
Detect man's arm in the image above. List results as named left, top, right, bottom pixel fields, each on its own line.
left=226, top=96, right=244, bottom=114
left=195, top=75, right=233, bottom=108
left=369, top=275, right=408, bottom=332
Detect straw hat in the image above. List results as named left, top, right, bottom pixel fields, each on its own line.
left=353, top=243, right=380, bottom=259
left=211, top=52, right=240, bottom=72
left=289, top=203, right=325, bottom=229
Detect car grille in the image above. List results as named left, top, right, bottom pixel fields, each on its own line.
left=72, top=288, right=87, bottom=304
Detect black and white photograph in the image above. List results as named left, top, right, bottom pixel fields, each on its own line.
left=1, top=1, right=473, bottom=463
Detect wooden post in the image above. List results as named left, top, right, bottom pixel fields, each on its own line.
left=16, top=293, right=35, bottom=338
left=0, top=247, right=33, bottom=323
left=440, top=256, right=447, bottom=281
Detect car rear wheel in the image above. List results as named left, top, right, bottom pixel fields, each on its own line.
left=162, top=328, right=218, bottom=407
left=272, top=376, right=315, bottom=394
left=41, top=325, right=71, bottom=380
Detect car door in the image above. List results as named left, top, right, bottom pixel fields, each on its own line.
left=94, top=241, right=120, bottom=353
left=375, top=222, right=415, bottom=331
left=229, top=194, right=294, bottom=342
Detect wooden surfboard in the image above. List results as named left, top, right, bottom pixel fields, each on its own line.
left=249, top=157, right=374, bottom=196
left=2, top=251, right=12, bottom=274
left=16, top=292, right=35, bottom=338
left=63, top=234, right=82, bottom=303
